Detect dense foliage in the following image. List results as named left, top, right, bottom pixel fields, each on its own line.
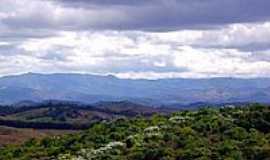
left=0, top=104, right=270, bottom=160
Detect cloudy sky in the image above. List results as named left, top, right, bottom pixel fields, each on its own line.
left=0, top=0, right=270, bottom=79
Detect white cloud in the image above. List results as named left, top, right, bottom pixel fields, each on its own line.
left=1, top=22, right=270, bottom=79
left=173, top=46, right=270, bottom=76
left=0, top=42, right=9, bottom=46
left=195, top=22, right=270, bottom=47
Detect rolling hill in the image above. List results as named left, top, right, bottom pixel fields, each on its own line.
left=0, top=73, right=270, bottom=105
left=0, top=101, right=177, bottom=130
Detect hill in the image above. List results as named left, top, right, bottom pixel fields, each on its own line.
left=0, top=104, right=269, bottom=160
left=0, top=73, right=270, bottom=105
left=0, top=101, right=176, bottom=130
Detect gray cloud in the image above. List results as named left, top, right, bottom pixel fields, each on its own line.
left=55, top=0, right=152, bottom=7
left=0, top=29, right=58, bottom=40
left=0, top=43, right=25, bottom=56
left=1, top=0, right=270, bottom=31
left=51, top=0, right=270, bottom=31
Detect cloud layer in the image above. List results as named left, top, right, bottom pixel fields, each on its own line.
left=0, top=0, right=270, bottom=79
left=1, top=0, right=270, bottom=31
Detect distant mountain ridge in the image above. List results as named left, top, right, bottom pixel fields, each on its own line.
left=0, top=73, right=270, bottom=105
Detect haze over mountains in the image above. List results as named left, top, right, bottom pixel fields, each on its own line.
left=0, top=73, right=269, bottom=105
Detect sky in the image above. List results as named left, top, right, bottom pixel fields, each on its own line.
left=0, top=0, right=270, bottom=79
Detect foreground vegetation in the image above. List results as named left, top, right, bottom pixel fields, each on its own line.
left=0, top=104, right=270, bottom=160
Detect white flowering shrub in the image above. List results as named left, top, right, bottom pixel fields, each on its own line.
left=58, top=153, right=80, bottom=160
left=160, top=124, right=169, bottom=130
left=144, top=126, right=159, bottom=133
left=144, top=126, right=162, bottom=138
left=169, top=116, right=192, bottom=124
left=58, top=141, right=125, bottom=160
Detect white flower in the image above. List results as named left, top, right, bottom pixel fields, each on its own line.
left=144, top=126, right=160, bottom=133
left=71, top=141, right=126, bottom=159
left=169, top=116, right=192, bottom=124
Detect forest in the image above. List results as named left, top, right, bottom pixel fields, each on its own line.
left=0, top=104, right=269, bottom=160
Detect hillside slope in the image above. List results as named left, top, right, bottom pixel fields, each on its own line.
left=0, top=101, right=176, bottom=129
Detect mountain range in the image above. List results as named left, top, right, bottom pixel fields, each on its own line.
left=0, top=73, right=270, bottom=105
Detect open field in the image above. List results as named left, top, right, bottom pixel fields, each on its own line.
left=0, top=126, right=79, bottom=146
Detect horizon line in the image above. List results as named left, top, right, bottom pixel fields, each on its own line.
left=1, top=72, right=270, bottom=80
